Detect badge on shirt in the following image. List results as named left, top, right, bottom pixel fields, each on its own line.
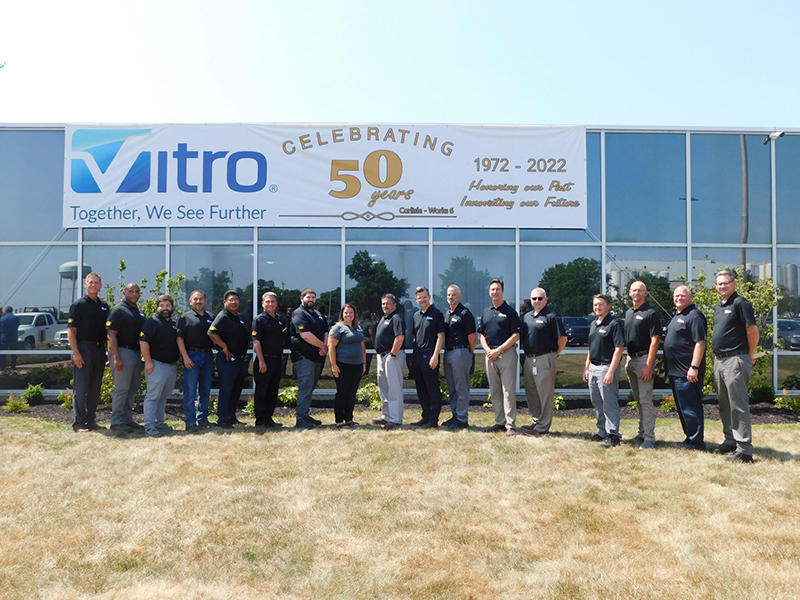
left=599, top=328, right=607, bottom=334
left=636, top=315, right=644, bottom=320
left=101, top=307, right=108, bottom=311
left=426, top=316, right=433, bottom=321
left=725, top=309, right=732, bottom=314
left=677, top=318, right=685, bottom=323
left=536, top=319, right=545, bottom=324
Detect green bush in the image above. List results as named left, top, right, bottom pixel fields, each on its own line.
left=439, top=380, right=449, bottom=402
left=781, top=374, right=800, bottom=390
left=278, top=386, right=298, bottom=408
left=626, top=392, right=638, bottom=410
left=774, top=390, right=800, bottom=412
left=660, top=394, right=677, bottom=413
left=553, top=394, right=565, bottom=411
left=749, top=382, right=775, bottom=405
left=357, top=383, right=382, bottom=411
left=2, top=393, right=29, bottom=413
left=21, top=383, right=46, bottom=405
left=470, top=370, right=488, bottom=388
left=58, top=390, right=73, bottom=411
left=244, top=395, right=255, bottom=414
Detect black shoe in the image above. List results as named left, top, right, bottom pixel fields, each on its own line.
left=447, top=420, right=468, bottom=430
left=125, top=422, right=144, bottom=430
left=307, top=416, right=322, bottom=426
left=522, top=428, right=549, bottom=437
left=110, top=424, right=134, bottom=433
left=87, top=422, right=105, bottom=432
left=410, top=419, right=427, bottom=427
left=725, top=451, right=753, bottom=463
left=441, top=416, right=456, bottom=426
left=590, top=434, right=606, bottom=442
left=372, top=417, right=389, bottom=425
left=419, top=422, right=438, bottom=429
left=601, top=435, right=620, bottom=447
left=488, top=424, right=506, bottom=432
left=217, top=422, right=234, bottom=430
left=713, top=443, right=737, bottom=455
left=295, top=421, right=315, bottom=430
left=683, top=441, right=706, bottom=451
left=384, top=422, right=401, bottom=430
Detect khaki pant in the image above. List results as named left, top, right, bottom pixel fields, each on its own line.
left=523, top=352, right=558, bottom=433
left=486, top=350, right=517, bottom=429
left=626, top=354, right=657, bottom=442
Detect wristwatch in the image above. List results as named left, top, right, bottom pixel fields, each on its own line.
left=689, top=365, right=699, bottom=370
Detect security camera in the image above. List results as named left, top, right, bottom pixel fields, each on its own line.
left=763, top=131, right=785, bottom=144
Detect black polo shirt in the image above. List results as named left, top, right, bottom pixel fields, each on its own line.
left=176, top=309, right=214, bottom=350
left=106, top=301, right=145, bottom=350
left=68, top=294, right=109, bottom=343
left=209, top=309, right=250, bottom=357
left=252, top=311, right=289, bottom=357
left=521, top=306, right=566, bottom=355
left=290, top=304, right=327, bottom=363
left=588, top=314, right=625, bottom=363
left=478, top=301, right=521, bottom=348
left=140, top=315, right=179, bottom=364
left=664, top=304, right=707, bottom=378
left=712, top=292, right=756, bottom=355
left=444, top=303, right=476, bottom=350
left=624, top=302, right=662, bottom=355
left=413, top=304, right=445, bottom=351
left=375, top=311, right=405, bottom=354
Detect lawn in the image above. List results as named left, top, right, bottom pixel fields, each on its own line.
left=1, top=412, right=799, bottom=599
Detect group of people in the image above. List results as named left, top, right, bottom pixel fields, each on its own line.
left=65, top=269, right=760, bottom=462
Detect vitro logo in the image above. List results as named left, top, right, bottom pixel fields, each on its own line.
left=70, top=129, right=269, bottom=194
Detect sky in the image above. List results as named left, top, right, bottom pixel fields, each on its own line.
left=2, top=0, right=800, bottom=129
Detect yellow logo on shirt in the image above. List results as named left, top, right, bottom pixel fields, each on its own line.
left=252, top=330, right=257, bottom=336
left=106, top=321, right=111, bottom=326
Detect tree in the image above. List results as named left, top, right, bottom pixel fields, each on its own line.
left=346, top=250, right=407, bottom=315
left=608, top=272, right=673, bottom=325
left=777, top=288, right=800, bottom=318
left=183, top=268, right=232, bottom=314
left=438, top=256, right=492, bottom=307
left=538, top=258, right=601, bottom=316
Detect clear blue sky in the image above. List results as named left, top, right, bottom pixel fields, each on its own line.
left=2, top=0, right=799, bottom=128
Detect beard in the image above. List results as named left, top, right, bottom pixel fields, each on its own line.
left=302, top=300, right=316, bottom=309
left=159, top=309, right=173, bottom=320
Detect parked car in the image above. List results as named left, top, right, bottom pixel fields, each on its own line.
left=776, top=319, right=800, bottom=351
left=562, top=317, right=590, bottom=345
left=53, top=328, right=70, bottom=348
left=16, top=312, right=62, bottom=349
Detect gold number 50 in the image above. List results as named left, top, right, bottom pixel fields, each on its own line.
left=329, top=150, right=403, bottom=198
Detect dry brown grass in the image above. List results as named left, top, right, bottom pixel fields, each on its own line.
left=1, top=413, right=799, bottom=599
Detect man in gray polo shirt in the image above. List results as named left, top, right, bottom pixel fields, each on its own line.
left=712, top=270, right=759, bottom=462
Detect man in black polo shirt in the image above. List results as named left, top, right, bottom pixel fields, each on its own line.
left=372, top=293, right=406, bottom=429
left=520, top=287, right=567, bottom=437
left=409, top=286, right=446, bottom=428
left=290, top=288, right=328, bottom=429
left=443, top=284, right=476, bottom=430
left=252, top=291, right=289, bottom=428
left=67, top=271, right=109, bottom=432
left=664, top=285, right=707, bottom=451
left=583, top=293, right=625, bottom=446
left=139, top=295, right=180, bottom=437
left=624, top=281, right=663, bottom=449
left=208, top=290, right=250, bottom=430
left=479, top=278, right=521, bottom=436
left=106, top=283, right=145, bottom=433
left=177, top=290, right=215, bottom=431
left=712, top=270, right=759, bottom=462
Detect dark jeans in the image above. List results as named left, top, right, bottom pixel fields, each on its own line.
left=73, top=342, right=105, bottom=429
left=671, top=376, right=705, bottom=448
left=182, top=350, right=214, bottom=426
left=0, top=335, right=16, bottom=369
left=334, top=362, right=363, bottom=423
left=253, top=355, right=282, bottom=425
left=216, top=353, right=247, bottom=427
left=411, top=350, right=442, bottom=425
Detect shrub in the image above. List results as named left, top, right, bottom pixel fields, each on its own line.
left=26, top=366, right=52, bottom=385
left=58, top=390, right=73, bottom=411
left=553, top=394, right=565, bottom=411
left=749, top=382, right=775, bottom=405
left=439, top=380, right=449, bottom=402
left=278, top=386, right=298, bottom=408
left=21, top=383, right=46, bottom=405
left=660, top=394, right=677, bottom=413
left=781, top=374, right=800, bottom=390
left=209, top=395, right=218, bottom=415
left=774, top=390, right=800, bottom=412
left=357, top=383, right=381, bottom=411
left=244, top=395, right=255, bottom=414
left=470, top=370, right=488, bottom=388
left=626, top=392, right=638, bottom=410
left=2, top=393, right=29, bottom=413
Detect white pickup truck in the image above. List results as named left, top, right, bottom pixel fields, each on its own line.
left=16, top=312, right=63, bottom=349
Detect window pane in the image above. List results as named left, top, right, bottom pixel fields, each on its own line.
left=172, top=227, right=254, bottom=241
left=778, top=355, right=800, bottom=390
left=434, top=228, right=514, bottom=242
left=84, top=228, right=165, bottom=241
left=0, top=246, right=77, bottom=320
left=0, top=131, right=67, bottom=242
left=259, top=228, right=340, bottom=241
left=519, top=247, right=601, bottom=318
left=690, top=247, right=771, bottom=284
left=171, top=245, right=255, bottom=319
left=776, top=134, right=800, bottom=244
left=691, top=134, right=771, bottom=244
left=83, top=245, right=167, bottom=305
left=606, top=133, right=687, bottom=243
left=258, top=245, right=341, bottom=320
left=346, top=228, right=428, bottom=242
left=433, top=246, right=515, bottom=321
left=777, top=250, right=800, bottom=317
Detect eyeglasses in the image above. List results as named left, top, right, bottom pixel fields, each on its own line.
left=715, top=280, right=733, bottom=286
left=531, top=297, right=545, bottom=301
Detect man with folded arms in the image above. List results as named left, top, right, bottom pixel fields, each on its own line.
left=712, top=270, right=759, bottom=463
left=372, top=293, right=406, bottom=430
left=106, top=283, right=145, bottom=434
left=520, top=287, right=567, bottom=437
left=624, top=281, right=662, bottom=450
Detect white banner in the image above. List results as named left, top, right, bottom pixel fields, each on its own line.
left=64, top=124, right=586, bottom=228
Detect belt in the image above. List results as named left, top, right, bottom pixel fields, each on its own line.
left=526, top=351, right=552, bottom=358
left=120, top=344, right=139, bottom=351
left=187, top=346, right=212, bottom=353
left=78, top=340, right=104, bottom=345
left=379, top=351, right=393, bottom=357
left=262, top=354, right=282, bottom=359
left=591, top=360, right=611, bottom=366
left=715, top=350, right=746, bottom=358
left=446, top=344, right=467, bottom=351
left=629, top=351, right=648, bottom=358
